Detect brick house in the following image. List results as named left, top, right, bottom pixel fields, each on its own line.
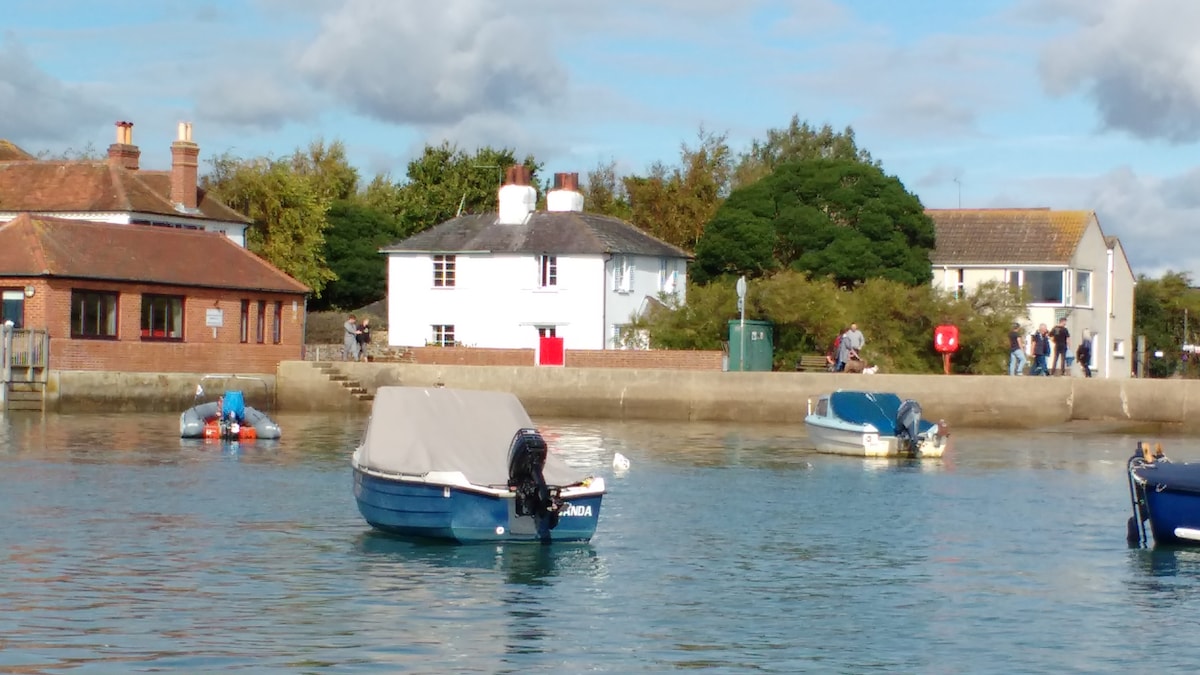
left=0, top=121, right=251, bottom=246
left=0, top=213, right=308, bottom=375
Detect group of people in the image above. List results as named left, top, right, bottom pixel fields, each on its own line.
left=1008, top=317, right=1092, bottom=377
left=343, top=314, right=372, bottom=362
left=825, top=323, right=866, bottom=373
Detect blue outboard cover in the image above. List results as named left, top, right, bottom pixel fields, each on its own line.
left=222, top=390, right=246, bottom=422
left=895, top=399, right=923, bottom=451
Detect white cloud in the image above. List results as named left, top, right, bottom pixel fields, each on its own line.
left=1035, top=0, right=1200, bottom=142
left=297, top=0, right=566, bottom=126
left=989, top=165, right=1200, bottom=277
left=0, top=36, right=117, bottom=145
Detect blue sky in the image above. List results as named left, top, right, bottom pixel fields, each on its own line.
left=3, top=0, right=1199, bottom=276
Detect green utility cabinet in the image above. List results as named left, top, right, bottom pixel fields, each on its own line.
left=727, top=320, right=774, bottom=371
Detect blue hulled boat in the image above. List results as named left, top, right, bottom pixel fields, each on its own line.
left=1128, top=442, right=1200, bottom=547
left=351, top=386, right=606, bottom=544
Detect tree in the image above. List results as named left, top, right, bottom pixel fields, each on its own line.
left=289, top=138, right=360, bottom=203
left=733, top=117, right=876, bottom=188
left=623, top=127, right=733, bottom=252
left=203, top=153, right=336, bottom=296
left=692, top=158, right=935, bottom=288
left=581, top=159, right=633, bottom=221
left=387, top=142, right=541, bottom=238
left=310, top=201, right=397, bottom=311
left=1134, top=271, right=1200, bottom=377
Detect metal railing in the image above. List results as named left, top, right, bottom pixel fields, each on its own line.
left=2, top=326, right=50, bottom=384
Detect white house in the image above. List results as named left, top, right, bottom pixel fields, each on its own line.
left=0, top=121, right=250, bottom=246
left=381, top=167, right=691, bottom=350
left=927, top=208, right=1135, bottom=378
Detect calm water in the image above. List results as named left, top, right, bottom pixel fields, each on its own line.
left=2, top=411, right=1199, bottom=673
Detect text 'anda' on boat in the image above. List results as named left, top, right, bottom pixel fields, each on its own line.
left=351, top=386, right=606, bottom=544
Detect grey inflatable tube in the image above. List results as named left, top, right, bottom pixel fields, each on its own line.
left=179, top=402, right=282, bottom=440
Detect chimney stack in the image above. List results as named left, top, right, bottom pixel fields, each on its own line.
left=497, top=164, right=537, bottom=224
left=106, top=121, right=140, bottom=170
left=547, top=171, right=584, bottom=212
left=170, top=122, right=199, bottom=210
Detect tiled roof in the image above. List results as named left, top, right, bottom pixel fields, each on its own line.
left=0, top=140, right=34, bottom=161
left=0, top=160, right=250, bottom=224
left=0, top=214, right=307, bottom=293
left=927, top=208, right=1094, bottom=265
left=382, top=211, right=692, bottom=258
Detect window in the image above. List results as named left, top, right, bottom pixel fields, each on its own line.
left=1075, top=270, right=1092, bottom=307
left=1025, top=270, right=1065, bottom=304
left=140, top=294, right=183, bottom=340
left=239, top=299, right=250, bottom=343
left=955, top=269, right=965, bottom=300
left=256, top=301, right=266, bottom=344
left=71, top=290, right=118, bottom=339
left=537, top=326, right=556, bottom=338
left=1114, top=339, right=1126, bottom=358
left=273, top=301, right=283, bottom=344
left=613, top=256, right=633, bottom=292
left=1, top=290, right=24, bottom=329
left=433, top=254, right=456, bottom=287
left=431, top=324, right=455, bottom=346
left=538, top=255, right=558, bottom=288
left=1008, top=270, right=1021, bottom=293
left=659, top=259, right=678, bottom=293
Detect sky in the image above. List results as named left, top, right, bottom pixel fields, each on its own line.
left=2, top=0, right=1199, bottom=277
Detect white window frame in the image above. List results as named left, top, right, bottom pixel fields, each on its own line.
left=1075, top=269, right=1092, bottom=307
left=613, top=256, right=634, bottom=293
left=433, top=254, right=456, bottom=288
left=431, top=324, right=455, bottom=346
left=1024, top=269, right=1067, bottom=305
left=538, top=255, right=557, bottom=288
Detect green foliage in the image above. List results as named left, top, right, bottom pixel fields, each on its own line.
left=632, top=274, right=1026, bottom=373
left=305, top=309, right=385, bottom=344
left=388, top=142, right=541, bottom=238
left=733, top=117, right=877, bottom=188
left=203, top=152, right=336, bottom=296
left=693, top=159, right=935, bottom=288
left=582, top=159, right=633, bottom=221
left=289, top=138, right=360, bottom=203
left=623, top=127, right=733, bottom=252
left=1134, top=271, right=1200, bottom=377
left=309, top=200, right=399, bottom=312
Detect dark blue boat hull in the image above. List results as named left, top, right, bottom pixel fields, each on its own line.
left=1130, top=457, right=1200, bottom=547
left=353, top=469, right=602, bottom=544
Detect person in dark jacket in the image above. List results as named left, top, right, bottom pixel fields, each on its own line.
left=356, top=317, right=372, bottom=362
left=1076, top=331, right=1093, bottom=378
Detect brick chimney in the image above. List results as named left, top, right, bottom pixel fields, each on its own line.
left=547, top=172, right=584, bottom=212
left=106, top=121, right=140, bottom=170
left=497, top=164, right=537, bottom=224
left=170, top=122, right=199, bottom=210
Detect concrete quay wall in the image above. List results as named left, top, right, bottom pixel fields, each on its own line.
left=44, top=371, right=277, bottom=413
left=276, top=361, right=1200, bottom=431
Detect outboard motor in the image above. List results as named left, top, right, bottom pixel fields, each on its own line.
left=895, top=399, right=923, bottom=457
left=507, top=428, right=561, bottom=531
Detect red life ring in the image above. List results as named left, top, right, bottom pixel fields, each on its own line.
left=934, top=324, right=959, bottom=354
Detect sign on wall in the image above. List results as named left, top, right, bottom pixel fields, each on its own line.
left=205, top=309, right=224, bottom=327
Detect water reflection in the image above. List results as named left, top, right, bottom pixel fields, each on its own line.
left=354, top=531, right=604, bottom=586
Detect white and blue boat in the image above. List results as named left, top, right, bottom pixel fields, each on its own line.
left=804, top=390, right=950, bottom=458
left=1127, top=442, right=1200, bottom=547
left=351, top=386, right=606, bottom=544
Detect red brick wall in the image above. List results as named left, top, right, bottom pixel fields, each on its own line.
left=8, top=277, right=306, bottom=374
left=406, top=346, right=723, bottom=370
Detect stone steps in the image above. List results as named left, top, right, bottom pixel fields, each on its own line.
left=4, top=382, right=45, bottom=412
left=311, top=362, right=374, bottom=403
